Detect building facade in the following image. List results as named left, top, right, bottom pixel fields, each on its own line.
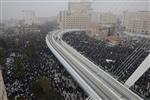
left=91, top=12, right=118, bottom=25
left=68, top=2, right=92, bottom=15
left=122, top=11, right=150, bottom=34
left=0, top=70, right=8, bottom=100
left=58, top=2, right=91, bottom=29
left=59, top=14, right=90, bottom=29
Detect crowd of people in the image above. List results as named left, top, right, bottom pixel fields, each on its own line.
left=62, top=31, right=150, bottom=99
left=1, top=27, right=87, bottom=100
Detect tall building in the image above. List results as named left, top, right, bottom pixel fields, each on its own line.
left=122, top=11, right=150, bottom=34
left=22, top=10, right=36, bottom=25
left=0, top=69, right=8, bottom=100
left=58, top=12, right=90, bottom=29
left=58, top=2, right=91, bottom=29
left=68, top=2, right=92, bottom=15
left=91, top=12, right=118, bottom=25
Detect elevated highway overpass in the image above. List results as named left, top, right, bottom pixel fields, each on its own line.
left=46, top=29, right=143, bottom=100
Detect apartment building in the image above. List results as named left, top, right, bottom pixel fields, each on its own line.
left=122, top=11, right=150, bottom=34
left=59, top=14, right=90, bottom=29
left=58, top=2, right=91, bottom=29
left=91, top=12, right=118, bottom=25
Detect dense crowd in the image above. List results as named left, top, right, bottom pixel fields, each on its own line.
left=0, top=25, right=87, bottom=100
left=62, top=31, right=150, bottom=99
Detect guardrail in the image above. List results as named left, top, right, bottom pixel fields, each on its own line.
left=46, top=29, right=143, bottom=100
left=46, top=33, right=102, bottom=100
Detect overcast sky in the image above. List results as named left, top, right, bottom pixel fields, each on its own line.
left=1, top=0, right=150, bottom=20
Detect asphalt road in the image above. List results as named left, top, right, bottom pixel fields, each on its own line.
left=46, top=29, right=143, bottom=100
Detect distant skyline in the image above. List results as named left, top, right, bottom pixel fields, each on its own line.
left=1, top=0, right=150, bottom=20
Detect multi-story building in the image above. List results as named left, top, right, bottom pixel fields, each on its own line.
left=58, top=2, right=91, bottom=29
left=91, top=12, right=118, bottom=25
left=87, top=23, right=122, bottom=44
left=68, top=2, right=92, bottom=15
left=0, top=69, right=8, bottom=100
left=122, top=11, right=150, bottom=34
left=59, top=13, right=90, bottom=29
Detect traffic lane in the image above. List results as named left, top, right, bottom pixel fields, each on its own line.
left=50, top=33, right=121, bottom=100
left=58, top=31, right=142, bottom=100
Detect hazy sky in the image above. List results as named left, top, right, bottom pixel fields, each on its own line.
left=1, top=0, right=150, bottom=20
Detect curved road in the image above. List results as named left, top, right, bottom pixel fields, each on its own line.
left=46, top=29, right=143, bottom=100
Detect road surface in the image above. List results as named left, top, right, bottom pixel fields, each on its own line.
left=46, top=29, right=143, bottom=100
